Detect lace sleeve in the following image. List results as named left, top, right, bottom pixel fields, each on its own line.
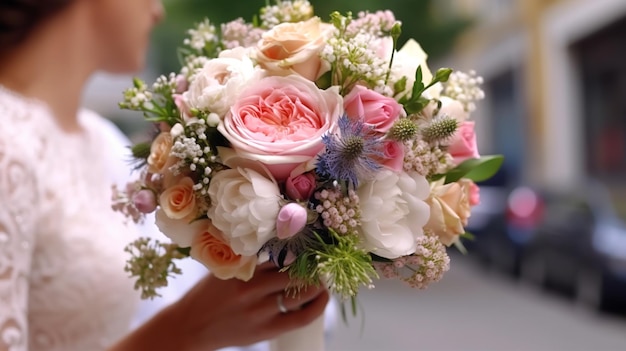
left=0, top=132, right=39, bottom=351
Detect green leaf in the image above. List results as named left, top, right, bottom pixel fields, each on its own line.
left=393, top=76, right=407, bottom=96
left=433, top=68, right=453, bottom=83
left=444, top=155, right=504, bottom=184
left=176, top=246, right=191, bottom=256
left=404, top=97, right=429, bottom=114
left=411, top=66, right=424, bottom=98
left=460, top=232, right=475, bottom=241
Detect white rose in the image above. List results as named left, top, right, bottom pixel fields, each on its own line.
left=183, top=47, right=265, bottom=117
left=207, top=167, right=281, bottom=256
left=389, top=39, right=441, bottom=99
left=356, top=169, right=431, bottom=259
left=439, top=96, right=469, bottom=122
left=155, top=209, right=204, bottom=247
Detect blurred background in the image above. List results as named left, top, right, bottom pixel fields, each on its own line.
left=83, top=0, right=626, bottom=349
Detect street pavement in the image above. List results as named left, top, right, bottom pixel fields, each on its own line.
left=327, top=254, right=626, bottom=351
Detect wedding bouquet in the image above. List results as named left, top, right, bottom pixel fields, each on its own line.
left=113, top=0, right=502, bottom=308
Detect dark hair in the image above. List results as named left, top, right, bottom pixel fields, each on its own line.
left=0, top=0, right=74, bottom=51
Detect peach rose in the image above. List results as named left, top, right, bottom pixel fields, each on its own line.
left=190, top=221, right=257, bottom=281
left=255, top=17, right=331, bottom=81
left=424, top=179, right=473, bottom=246
left=147, top=132, right=173, bottom=173
left=159, top=177, right=197, bottom=220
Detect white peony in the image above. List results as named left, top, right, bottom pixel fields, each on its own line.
left=356, top=169, right=431, bottom=259
left=207, top=167, right=281, bottom=256
left=183, top=47, right=265, bottom=117
left=389, top=39, right=441, bottom=99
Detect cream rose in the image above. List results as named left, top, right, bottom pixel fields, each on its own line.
left=159, top=177, right=197, bottom=220
left=424, top=179, right=473, bottom=246
left=389, top=39, right=441, bottom=99
left=147, top=132, right=173, bottom=173
left=356, top=169, right=431, bottom=259
left=190, top=221, right=258, bottom=281
left=207, top=167, right=281, bottom=256
left=254, top=17, right=331, bottom=81
left=183, top=47, right=265, bottom=117
left=155, top=209, right=205, bottom=247
left=218, top=74, right=341, bottom=180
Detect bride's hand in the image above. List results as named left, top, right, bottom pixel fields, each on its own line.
left=173, top=262, right=329, bottom=351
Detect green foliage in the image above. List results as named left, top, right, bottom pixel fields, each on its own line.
left=285, top=230, right=378, bottom=300
left=401, top=67, right=453, bottom=114
left=443, top=155, right=505, bottom=184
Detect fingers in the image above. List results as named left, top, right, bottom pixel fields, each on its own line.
left=271, top=288, right=330, bottom=331
left=242, top=264, right=292, bottom=296
left=280, top=284, right=326, bottom=312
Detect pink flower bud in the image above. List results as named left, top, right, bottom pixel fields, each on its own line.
left=175, top=74, right=188, bottom=93
left=276, top=203, right=308, bottom=239
left=174, top=94, right=192, bottom=120
left=132, top=189, right=158, bottom=214
left=285, top=172, right=316, bottom=201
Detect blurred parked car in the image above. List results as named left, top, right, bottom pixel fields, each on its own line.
left=519, top=181, right=626, bottom=312
left=466, top=185, right=543, bottom=276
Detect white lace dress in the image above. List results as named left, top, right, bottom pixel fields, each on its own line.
left=0, top=88, right=140, bottom=351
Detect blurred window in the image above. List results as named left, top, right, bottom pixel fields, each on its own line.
left=573, top=16, right=626, bottom=183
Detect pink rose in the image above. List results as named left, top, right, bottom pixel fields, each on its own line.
left=218, top=75, right=342, bottom=180
left=448, top=121, right=479, bottom=165
left=467, top=179, right=480, bottom=206
left=343, top=85, right=403, bottom=134
left=378, top=140, right=405, bottom=172
left=285, top=172, right=316, bottom=201
left=190, top=221, right=257, bottom=281
left=276, top=203, right=308, bottom=239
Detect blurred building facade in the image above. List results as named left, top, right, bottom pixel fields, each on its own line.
left=437, top=0, right=626, bottom=190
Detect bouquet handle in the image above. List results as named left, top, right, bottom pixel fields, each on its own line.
left=269, top=312, right=325, bottom=351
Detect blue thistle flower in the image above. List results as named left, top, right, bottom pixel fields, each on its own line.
left=316, top=116, right=383, bottom=187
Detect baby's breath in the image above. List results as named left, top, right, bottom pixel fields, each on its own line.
left=321, top=31, right=389, bottom=94
left=442, top=70, right=485, bottom=112
left=260, top=0, right=314, bottom=28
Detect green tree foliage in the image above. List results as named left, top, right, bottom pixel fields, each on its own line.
left=152, top=0, right=471, bottom=73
